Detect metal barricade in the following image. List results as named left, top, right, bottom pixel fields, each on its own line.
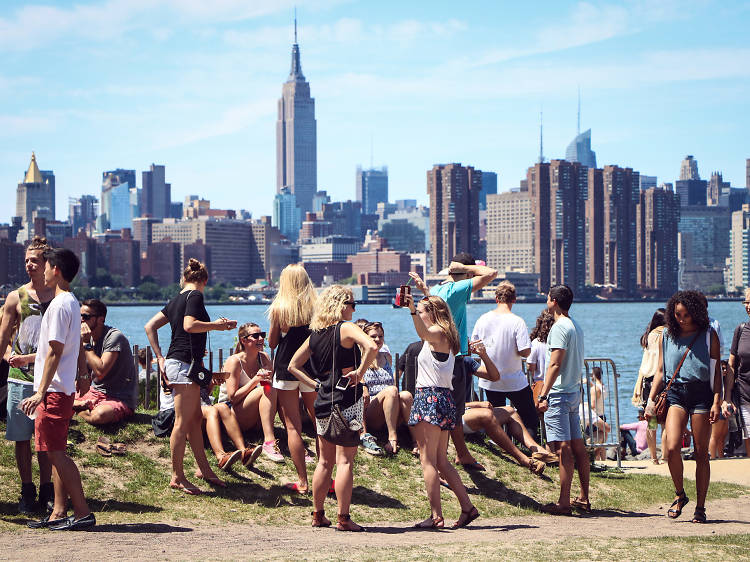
left=582, top=358, right=622, bottom=468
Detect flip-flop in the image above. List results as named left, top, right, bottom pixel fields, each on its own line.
left=96, top=437, right=112, bottom=457
left=110, top=443, right=127, bottom=455
left=540, top=502, right=572, bottom=516
left=458, top=460, right=486, bottom=471
left=285, top=482, right=310, bottom=495
left=170, top=482, right=202, bottom=495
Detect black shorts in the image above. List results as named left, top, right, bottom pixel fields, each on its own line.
left=666, top=380, right=713, bottom=415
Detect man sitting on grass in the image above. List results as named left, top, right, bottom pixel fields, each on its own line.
left=74, top=299, right=138, bottom=425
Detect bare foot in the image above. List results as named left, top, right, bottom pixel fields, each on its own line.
left=194, top=471, right=227, bottom=488
left=170, top=478, right=202, bottom=495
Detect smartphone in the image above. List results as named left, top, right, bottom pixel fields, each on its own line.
left=334, top=376, right=350, bottom=391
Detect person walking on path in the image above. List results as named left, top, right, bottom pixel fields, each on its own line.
left=645, top=290, right=724, bottom=524
left=23, top=248, right=95, bottom=530
left=0, top=236, right=55, bottom=514
left=144, top=258, right=237, bottom=495
left=537, top=284, right=590, bottom=516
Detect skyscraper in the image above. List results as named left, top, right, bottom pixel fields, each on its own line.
left=485, top=188, right=533, bottom=274
left=356, top=166, right=388, bottom=215
left=678, top=206, right=730, bottom=290
left=427, top=163, right=481, bottom=273
left=141, top=164, right=171, bottom=219
left=708, top=172, right=730, bottom=206
left=16, top=152, right=55, bottom=226
left=727, top=204, right=750, bottom=291
left=479, top=171, right=498, bottom=210
left=276, top=20, right=317, bottom=215
left=68, top=195, right=98, bottom=235
left=564, top=129, right=597, bottom=169
left=272, top=187, right=302, bottom=242
left=675, top=178, right=707, bottom=206
left=636, top=185, right=680, bottom=296
left=680, top=155, right=700, bottom=180
left=100, top=170, right=136, bottom=231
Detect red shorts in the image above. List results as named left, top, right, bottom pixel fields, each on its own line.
left=77, top=388, right=134, bottom=422
left=35, top=392, right=75, bottom=452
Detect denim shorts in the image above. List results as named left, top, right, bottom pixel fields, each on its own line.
left=666, top=380, right=714, bottom=415
left=164, top=358, right=193, bottom=385
left=5, top=379, right=35, bottom=442
left=544, top=391, right=583, bottom=443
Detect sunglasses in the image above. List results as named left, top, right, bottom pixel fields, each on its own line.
left=81, top=313, right=98, bottom=320
left=242, top=332, right=266, bottom=340
left=344, top=301, right=356, bottom=310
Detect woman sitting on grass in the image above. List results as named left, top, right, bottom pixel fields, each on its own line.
left=361, top=321, right=415, bottom=455
left=403, top=293, right=479, bottom=530
left=219, top=323, right=281, bottom=463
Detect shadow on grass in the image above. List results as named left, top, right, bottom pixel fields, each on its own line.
left=351, top=485, right=406, bottom=509
left=86, top=522, right=192, bottom=533
left=462, top=466, right=543, bottom=512
left=89, top=499, right=163, bottom=514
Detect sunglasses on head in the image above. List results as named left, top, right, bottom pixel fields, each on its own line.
left=344, top=301, right=356, bottom=310
left=242, top=332, right=266, bottom=340
left=81, top=313, right=98, bottom=320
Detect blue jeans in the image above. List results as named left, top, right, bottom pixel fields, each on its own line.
left=544, top=391, right=583, bottom=443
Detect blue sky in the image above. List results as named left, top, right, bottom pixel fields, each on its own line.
left=2, top=0, right=749, bottom=222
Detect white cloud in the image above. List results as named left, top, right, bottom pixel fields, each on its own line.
left=0, top=114, right=57, bottom=135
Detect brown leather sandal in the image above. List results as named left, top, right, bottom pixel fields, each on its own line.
left=414, top=515, right=444, bottom=529
left=336, top=513, right=365, bottom=532
left=311, top=510, right=331, bottom=527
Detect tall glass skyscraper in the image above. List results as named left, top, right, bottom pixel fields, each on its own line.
left=565, top=129, right=597, bottom=169
left=356, top=166, right=388, bottom=215
left=276, top=22, right=317, bottom=215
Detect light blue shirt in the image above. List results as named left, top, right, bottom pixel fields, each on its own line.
left=546, top=316, right=584, bottom=394
left=432, top=278, right=473, bottom=355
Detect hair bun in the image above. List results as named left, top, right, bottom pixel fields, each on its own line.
left=32, top=236, right=48, bottom=245
left=189, top=258, right=201, bottom=270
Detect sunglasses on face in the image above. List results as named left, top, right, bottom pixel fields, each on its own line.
left=242, top=332, right=266, bottom=340
left=344, top=301, right=356, bottom=310
left=81, top=313, right=98, bottom=320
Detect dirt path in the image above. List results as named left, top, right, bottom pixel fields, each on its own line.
left=2, top=495, right=748, bottom=560
left=601, top=457, right=750, bottom=486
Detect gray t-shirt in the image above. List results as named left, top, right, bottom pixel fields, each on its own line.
left=546, top=316, right=584, bottom=394
left=92, top=326, right=137, bottom=410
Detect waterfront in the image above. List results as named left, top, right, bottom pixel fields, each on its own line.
left=107, top=300, right=748, bottom=425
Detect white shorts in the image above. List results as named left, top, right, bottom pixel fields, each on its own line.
left=461, top=416, right=477, bottom=435
left=273, top=377, right=316, bottom=393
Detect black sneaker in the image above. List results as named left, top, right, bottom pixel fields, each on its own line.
left=18, top=483, right=37, bottom=515
left=48, top=513, right=95, bottom=531
left=38, top=482, right=54, bottom=514
left=27, top=514, right=70, bottom=529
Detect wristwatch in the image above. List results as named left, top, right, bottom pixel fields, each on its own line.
left=538, top=395, right=548, bottom=402
left=83, top=343, right=94, bottom=351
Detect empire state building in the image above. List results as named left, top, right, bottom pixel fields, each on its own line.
left=276, top=24, right=317, bottom=215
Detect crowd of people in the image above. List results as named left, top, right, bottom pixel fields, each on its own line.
left=1, top=239, right=749, bottom=531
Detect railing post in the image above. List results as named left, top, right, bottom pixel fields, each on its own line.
left=145, top=346, right=152, bottom=410
left=132, top=344, right=140, bottom=407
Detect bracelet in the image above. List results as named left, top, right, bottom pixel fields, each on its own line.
left=410, top=311, right=417, bottom=316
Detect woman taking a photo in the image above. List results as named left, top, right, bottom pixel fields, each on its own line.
left=633, top=308, right=666, bottom=464
left=267, top=264, right=318, bottom=493
left=645, top=291, right=721, bottom=523
left=219, top=323, right=280, bottom=462
left=403, top=293, right=478, bottom=530
left=288, top=286, right=378, bottom=531
left=145, top=259, right=237, bottom=494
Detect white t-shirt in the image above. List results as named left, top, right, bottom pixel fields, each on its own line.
left=471, top=310, right=531, bottom=392
left=34, top=291, right=81, bottom=395
left=527, top=338, right=547, bottom=382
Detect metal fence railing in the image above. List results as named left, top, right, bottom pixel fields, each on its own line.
left=582, top=358, right=622, bottom=468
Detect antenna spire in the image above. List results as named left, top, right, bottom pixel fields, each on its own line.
left=294, top=7, right=298, bottom=43
left=577, top=86, right=581, bottom=136
left=538, top=110, right=545, bottom=164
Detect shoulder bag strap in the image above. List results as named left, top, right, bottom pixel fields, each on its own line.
left=664, top=331, right=701, bottom=393
left=186, top=291, right=196, bottom=362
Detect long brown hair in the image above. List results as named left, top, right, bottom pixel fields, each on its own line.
left=234, top=322, right=261, bottom=354
left=419, top=296, right=460, bottom=355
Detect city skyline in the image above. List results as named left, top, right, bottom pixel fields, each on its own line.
left=1, top=1, right=749, bottom=222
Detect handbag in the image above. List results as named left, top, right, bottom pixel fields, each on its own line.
left=654, top=331, right=701, bottom=423
left=321, top=322, right=362, bottom=447
left=185, top=291, right=213, bottom=388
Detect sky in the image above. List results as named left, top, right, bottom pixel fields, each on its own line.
left=2, top=0, right=749, bottom=222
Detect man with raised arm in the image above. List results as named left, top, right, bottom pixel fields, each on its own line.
left=23, top=248, right=95, bottom=530
left=0, top=236, right=55, bottom=514
left=537, top=284, right=590, bottom=515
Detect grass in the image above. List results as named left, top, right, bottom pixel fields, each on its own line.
left=0, top=410, right=747, bottom=532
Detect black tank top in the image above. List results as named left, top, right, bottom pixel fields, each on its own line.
left=274, top=324, right=312, bottom=382
left=309, top=322, right=362, bottom=419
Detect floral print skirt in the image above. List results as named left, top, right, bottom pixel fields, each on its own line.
left=408, top=386, right=456, bottom=431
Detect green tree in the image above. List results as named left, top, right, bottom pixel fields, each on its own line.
left=161, top=284, right=180, bottom=301
left=137, top=281, right=161, bottom=301
left=706, top=284, right=725, bottom=295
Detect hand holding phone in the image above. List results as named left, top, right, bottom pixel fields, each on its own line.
left=334, top=376, right=350, bottom=391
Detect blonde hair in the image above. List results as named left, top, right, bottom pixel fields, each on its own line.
left=745, top=287, right=750, bottom=301
left=27, top=236, right=51, bottom=252
left=267, top=264, right=317, bottom=328
left=234, top=322, right=260, bottom=354
left=182, top=258, right=208, bottom=287
left=310, top=285, right=351, bottom=331
left=495, top=281, right=516, bottom=304
left=419, top=296, right=460, bottom=355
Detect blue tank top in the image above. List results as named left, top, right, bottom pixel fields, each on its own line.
left=662, top=329, right=711, bottom=384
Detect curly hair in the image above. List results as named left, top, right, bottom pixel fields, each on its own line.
left=665, top=291, right=709, bottom=338
left=267, top=264, right=317, bottom=329
left=310, top=285, right=352, bottom=331
left=27, top=236, right=51, bottom=252
left=529, top=309, right=554, bottom=343
left=418, top=296, right=460, bottom=355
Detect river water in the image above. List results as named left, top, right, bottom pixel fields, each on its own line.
left=108, top=300, right=747, bottom=425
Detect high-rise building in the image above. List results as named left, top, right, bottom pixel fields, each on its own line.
left=676, top=179, right=708, bottom=207
left=100, top=170, right=136, bottom=231
left=104, top=228, right=140, bottom=287
left=528, top=162, right=551, bottom=290
left=727, top=204, right=750, bottom=292
left=276, top=22, right=317, bottom=215
left=68, top=195, right=98, bottom=235
left=141, top=164, right=171, bottom=219
left=427, top=163, right=481, bottom=273
left=378, top=206, right=429, bottom=254
left=636, top=185, right=680, bottom=296
left=356, top=166, right=388, bottom=215
left=16, top=152, right=55, bottom=226
left=0, top=239, right=25, bottom=285
left=639, top=175, right=657, bottom=191
left=320, top=201, right=363, bottom=240
left=708, top=172, right=730, bottom=206
left=479, top=171, right=498, bottom=211
left=680, top=155, right=700, bottom=180
left=586, top=165, right=640, bottom=294
left=678, top=206, right=730, bottom=290
left=312, top=191, right=330, bottom=213
left=564, top=129, right=597, bottom=169
left=142, top=239, right=181, bottom=286
left=485, top=189, right=534, bottom=274
left=63, top=230, right=97, bottom=283
left=272, top=187, right=302, bottom=242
